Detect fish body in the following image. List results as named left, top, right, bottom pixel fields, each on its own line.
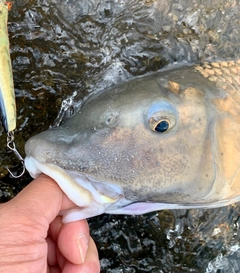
left=0, top=1, right=16, bottom=133
left=25, top=60, right=240, bottom=222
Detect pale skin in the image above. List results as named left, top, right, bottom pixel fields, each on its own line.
left=0, top=174, right=100, bottom=273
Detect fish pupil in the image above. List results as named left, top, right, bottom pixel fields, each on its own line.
left=155, top=120, right=169, bottom=132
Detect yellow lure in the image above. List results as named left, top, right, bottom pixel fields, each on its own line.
left=0, top=1, right=16, bottom=133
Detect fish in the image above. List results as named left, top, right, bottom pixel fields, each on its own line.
left=25, top=60, right=240, bottom=223
left=0, top=1, right=16, bottom=133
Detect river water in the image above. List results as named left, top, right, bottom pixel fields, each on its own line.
left=0, top=0, right=240, bottom=272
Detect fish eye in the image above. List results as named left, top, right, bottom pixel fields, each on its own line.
left=147, top=101, right=177, bottom=133
left=154, top=119, right=170, bottom=133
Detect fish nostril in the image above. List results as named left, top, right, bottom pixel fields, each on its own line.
left=104, top=112, right=120, bottom=128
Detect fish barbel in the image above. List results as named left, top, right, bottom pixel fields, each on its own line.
left=25, top=60, right=240, bottom=223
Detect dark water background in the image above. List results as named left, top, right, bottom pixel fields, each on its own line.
left=0, top=0, right=240, bottom=272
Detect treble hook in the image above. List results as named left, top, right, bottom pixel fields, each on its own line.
left=6, top=131, right=25, bottom=178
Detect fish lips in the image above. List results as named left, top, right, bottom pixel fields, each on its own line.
left=24, top=156, right=133, bottom=221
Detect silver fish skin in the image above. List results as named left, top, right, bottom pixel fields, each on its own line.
left=25, top=61, right=240, bottom=222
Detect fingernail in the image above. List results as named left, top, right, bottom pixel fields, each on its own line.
left=77, top=234, right=88, bottom=263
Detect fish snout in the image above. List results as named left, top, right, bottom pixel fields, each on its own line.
left=25, top=130, right=62, bottom=163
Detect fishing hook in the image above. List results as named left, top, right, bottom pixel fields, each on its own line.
left=6, top=131, right=25, bottom=178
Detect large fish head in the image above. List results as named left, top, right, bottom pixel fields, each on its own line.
left=25, top=65, right=240, bottom=222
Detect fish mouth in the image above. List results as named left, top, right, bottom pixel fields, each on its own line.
left=24, top=156, right=127, bottom=214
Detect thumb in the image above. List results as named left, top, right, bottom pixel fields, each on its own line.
left=7, top=174, right=76, bottom=226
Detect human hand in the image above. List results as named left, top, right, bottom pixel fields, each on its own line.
left=0, top=174, right=100, bottom=273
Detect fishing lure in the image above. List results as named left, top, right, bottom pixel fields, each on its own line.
left=0, top=1, right=25, bottom=178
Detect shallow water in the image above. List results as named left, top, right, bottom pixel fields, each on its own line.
left=1, top=0, right=240, bottom=272
left=90, top=207, right=240, bottom=272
